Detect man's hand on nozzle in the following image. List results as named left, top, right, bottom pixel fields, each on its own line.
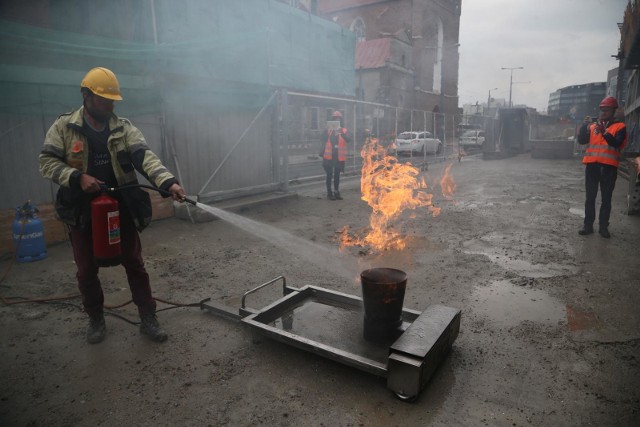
left=80, top=174, right=104, bottom=193
left=168, top=183, right=188, bottom=202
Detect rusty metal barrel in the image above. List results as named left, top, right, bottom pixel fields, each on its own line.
left=360, top=268, right=407, bottom=342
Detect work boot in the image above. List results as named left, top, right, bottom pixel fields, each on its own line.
left=599, top=226, right=611, bottom=238
left=139, top=314, right=168, bottom=342
left=578, top=225, right=594, bottom=235
left=327, top=191, right=336, bottom=200
left=334, top=191, right=343, bottom=200
left=86, top=314, right=106, bottom=344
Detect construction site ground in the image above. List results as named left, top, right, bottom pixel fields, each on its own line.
left=1, top=153, right=639, bottom=426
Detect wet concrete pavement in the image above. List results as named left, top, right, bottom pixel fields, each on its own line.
left=1, top=153, right=639, bottom=426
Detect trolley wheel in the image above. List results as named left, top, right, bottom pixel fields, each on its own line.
left=393, top=391, right=418, bottom=403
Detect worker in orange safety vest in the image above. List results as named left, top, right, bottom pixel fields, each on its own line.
left=319, top=110, right=350, bottom=200
left=577, top=96, right=627, bottom=238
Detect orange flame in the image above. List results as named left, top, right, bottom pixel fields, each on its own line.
left=340, top=136, right=442, bottom=252
left=440, top=163, right=456, bottom=200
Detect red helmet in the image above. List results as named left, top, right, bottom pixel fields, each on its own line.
left=331, top=111, right=342, bottom=118
left=599, top=96, right=618, bottom=109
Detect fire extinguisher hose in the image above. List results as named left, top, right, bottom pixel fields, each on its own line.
left=104, top=184, right=197, bottom=205
left=1, top=185, right=206, bottom=326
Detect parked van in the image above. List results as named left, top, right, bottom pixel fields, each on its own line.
left=459, top=130, right=485, bottom=148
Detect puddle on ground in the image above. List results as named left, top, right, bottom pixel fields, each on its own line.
left=518, top=196, right=545, bottom=203
left=471, top=280, right=565, bottom=327
left=462, top=238, right=578, bottom=278
left=566, top=305, right=600, bottom=331
left=483, top=255, right=576, bottom=278
left=569, top=207, right=584, bottom=217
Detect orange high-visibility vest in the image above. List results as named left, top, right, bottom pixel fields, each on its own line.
left=582, top=121, right=627, bottom=167
left=323, top=129, right=348, bottom=161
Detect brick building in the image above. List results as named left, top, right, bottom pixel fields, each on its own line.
left=317, top=0, right=462, bottom=116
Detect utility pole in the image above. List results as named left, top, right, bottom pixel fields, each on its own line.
left=501, top=67, right=523, bottom=107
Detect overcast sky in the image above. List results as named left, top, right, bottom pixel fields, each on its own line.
left=458, top=0, right=628, bottom=112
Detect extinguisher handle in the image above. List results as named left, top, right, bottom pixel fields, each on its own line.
left=153, top=187, right=197, bottom=205
left=100, top=184, right=121, bottom=194
left=182, top=197, right=198, bottom=206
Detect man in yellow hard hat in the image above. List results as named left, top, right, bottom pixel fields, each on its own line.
left=39, top=67, right=188, bottom=344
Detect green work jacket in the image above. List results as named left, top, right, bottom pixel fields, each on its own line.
left=39, top=107, right=177, bottom=230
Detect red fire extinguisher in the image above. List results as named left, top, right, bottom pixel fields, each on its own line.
left=91, top=192, right=122, bottom=267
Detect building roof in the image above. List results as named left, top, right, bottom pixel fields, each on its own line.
left=355, top=38, right=391, bottom=69
left=318, top=0, right=388, bottom=14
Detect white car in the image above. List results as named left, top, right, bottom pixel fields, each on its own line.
left=459, top=130, right=485, bottom=148
left=394, top=131, right=442, bottom=155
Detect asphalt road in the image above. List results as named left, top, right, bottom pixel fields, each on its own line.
left=1, top=153, right=638, bottom=426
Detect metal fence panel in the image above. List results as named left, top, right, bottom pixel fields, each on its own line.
left=282, top=92, right=465, bottom=185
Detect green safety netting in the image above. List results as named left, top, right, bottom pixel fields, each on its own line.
left=0, top=0, right=355, bottom=115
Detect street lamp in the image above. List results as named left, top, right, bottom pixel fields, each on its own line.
left=501, top=66, right=523, bottom=107
left=510, top=81, right=532, bottom=107
left=487, top=88, right=498, bottom=108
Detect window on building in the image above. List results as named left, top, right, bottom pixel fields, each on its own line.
left=350, top=18, right=366, bottom=42
left=310, top=107, right=319, bottom=130
left=433, top=19, right=444, bottom=93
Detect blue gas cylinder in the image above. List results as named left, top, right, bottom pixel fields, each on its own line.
left=12, top=201, right=47, bottom=263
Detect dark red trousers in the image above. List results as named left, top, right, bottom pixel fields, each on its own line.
left=69, top=209, right=156, bottom=317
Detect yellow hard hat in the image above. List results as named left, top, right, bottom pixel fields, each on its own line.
left=81, top=67, right=123, bottom=101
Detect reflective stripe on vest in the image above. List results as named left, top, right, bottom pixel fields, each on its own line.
left=582, top=121, right=626, bottom=167
left=323, top=130, right=348, bottom=161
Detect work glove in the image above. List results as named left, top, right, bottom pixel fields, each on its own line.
left=594, top=123, right=606, bottom=135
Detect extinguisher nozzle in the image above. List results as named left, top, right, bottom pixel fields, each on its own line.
left=103, top=184, right=197, bottom=205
